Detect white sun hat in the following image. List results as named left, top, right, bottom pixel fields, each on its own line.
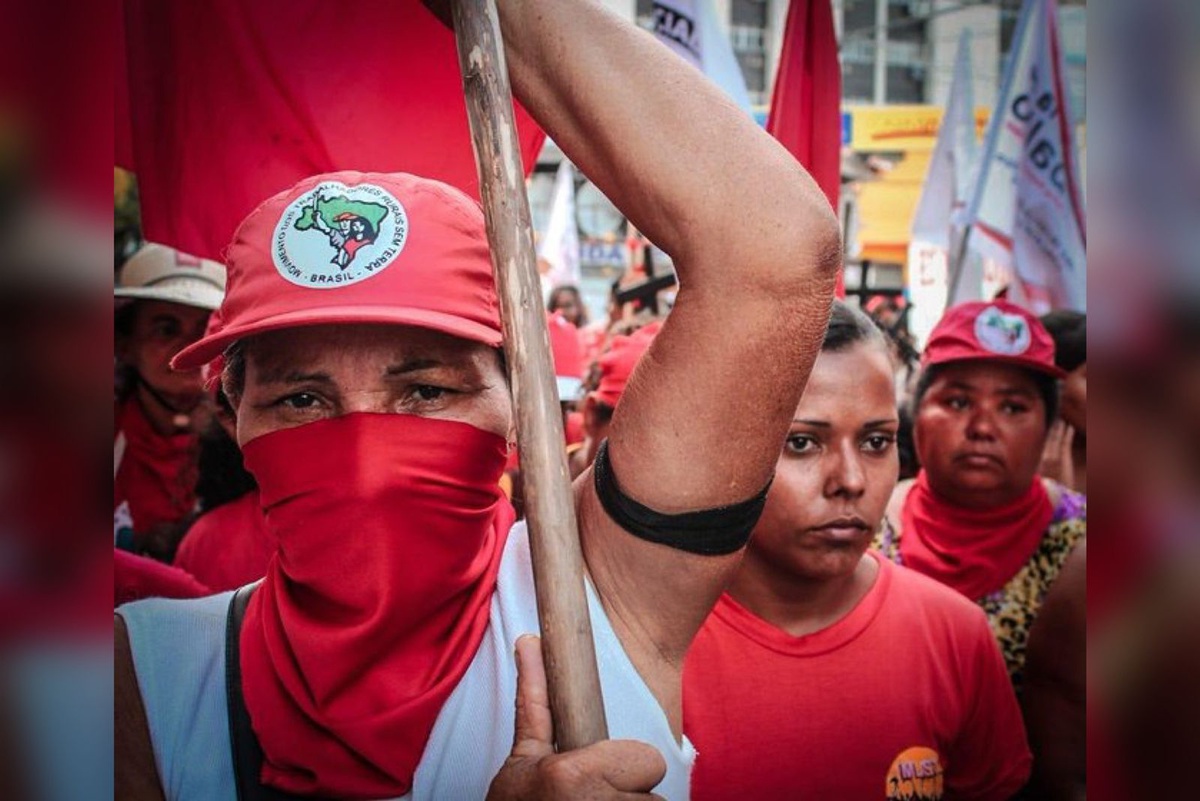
left=115, top=242, right=226, bottom=311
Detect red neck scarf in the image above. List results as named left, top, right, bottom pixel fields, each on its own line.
left=239, top=413, right=513, bottom=799
left=114, top=397, right=197, bottom=532
left=899, top=469, right=1053, bottom=600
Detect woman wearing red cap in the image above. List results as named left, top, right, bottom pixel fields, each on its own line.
left=115, top=3, right=840, bottom=800
left=876, top=299, right=1087, bottom=689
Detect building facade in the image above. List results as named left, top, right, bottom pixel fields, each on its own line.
left=539, top=1, right=1085, bottom=320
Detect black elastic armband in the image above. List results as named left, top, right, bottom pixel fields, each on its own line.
left=592, top=439, right=771, bottom=556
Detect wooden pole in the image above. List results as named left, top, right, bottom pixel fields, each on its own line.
left=449, top=0, right=609, bottom=750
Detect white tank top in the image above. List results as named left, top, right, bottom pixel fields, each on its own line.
left=121, top=520, right=695, bottom=800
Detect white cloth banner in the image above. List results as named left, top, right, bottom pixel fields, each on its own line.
left=537, top=160, right=581, bottom=294
left=911, top=29, right=977, bottom=251
left=951, top=0, right=1086, bottom=313
left=652, top=0, right=753, bottom=115
left=909, top=30, right=978, bottom=346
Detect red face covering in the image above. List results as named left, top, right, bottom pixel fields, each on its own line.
left=899, top=469, right=1053, bottom=600
left=114, top=397, right=197, bottom=533
left=239, top=413, right=513, bottom=799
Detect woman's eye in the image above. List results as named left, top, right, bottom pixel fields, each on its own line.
left=281, top=393, right=320, bottom=410
left=863, top=434, right=895, bottom=453
left=412, top=385, right=447, bottom=402
left=945, top=396, right=969, bottom=411
left=785, top=435, right=816, bottom=454
left=1001, top=401, right=1030, bottom=415
left=151, top=322, right=181, bottom=340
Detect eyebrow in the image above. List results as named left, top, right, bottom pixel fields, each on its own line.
left=792, top=417, right=899, bottom=428
left=942, top=380, right=1036, bottom=397
left=385, top=358, right=447, bottom=376
left=256, top=369, right=335, bottom=386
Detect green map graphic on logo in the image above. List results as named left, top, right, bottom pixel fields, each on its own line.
left=295, top=194, right=389, bottom=270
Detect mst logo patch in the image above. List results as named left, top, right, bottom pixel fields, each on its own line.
left=273, top=181, right=408, bottom=289
left=973, top=305, right=1032, bottom=356
left=885, top=746, right=944, bottom=801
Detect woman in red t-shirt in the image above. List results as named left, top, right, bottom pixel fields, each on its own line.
left=685, top=301, right=1031, bottom=800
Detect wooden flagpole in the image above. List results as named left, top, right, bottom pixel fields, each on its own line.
left=449, top=0, right=609, bottom=750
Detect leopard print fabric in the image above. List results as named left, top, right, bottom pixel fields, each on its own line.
left=874, top=486, right=1086, bottom=693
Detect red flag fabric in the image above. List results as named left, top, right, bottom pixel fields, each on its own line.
left=117, top=0, right=545, bottom=262
left=766, top=0, right=842, bottom=294
left=767, top=0, right=841, bottom=211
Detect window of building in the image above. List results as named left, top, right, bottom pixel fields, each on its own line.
left=635, top=0, right=655, bottom=30
left=731, top=0, right=769, bottom=104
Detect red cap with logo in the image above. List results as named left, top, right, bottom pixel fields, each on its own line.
left=172, top=171, right=500, bottom=370
left=591, top=322, right=661, bottom=408
left=922, top=300, right=1065, bottom=379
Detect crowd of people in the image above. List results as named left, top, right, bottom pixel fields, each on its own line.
left=113, top=4, right=1085, bottom=799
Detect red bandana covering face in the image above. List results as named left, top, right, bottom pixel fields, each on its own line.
left=239, top=412, right=513, bottom=799
left=899, top=469, right=1053, bottom=600
left=113, top=397, right=197, bottom=533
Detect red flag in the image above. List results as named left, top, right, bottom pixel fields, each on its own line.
left=118, top=1, right=545, bottom=262
left=767, top=0, right=841, bottom=212
left=766, top=0, right=842, bottom=295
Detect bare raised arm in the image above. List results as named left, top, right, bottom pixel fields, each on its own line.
left=497, top=0, right=840, bottom=695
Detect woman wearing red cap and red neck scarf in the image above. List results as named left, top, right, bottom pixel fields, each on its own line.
left=875, top=300, right=1086, bottom=692
left=114, top=3, right=840, bottom=800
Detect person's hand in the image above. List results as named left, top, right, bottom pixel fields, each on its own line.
left=1040, top=419, right=1076, bottom=488
left=486, top=635, right=667, bottom=801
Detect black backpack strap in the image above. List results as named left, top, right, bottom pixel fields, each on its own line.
left=225, top=582, right=305, bottom=801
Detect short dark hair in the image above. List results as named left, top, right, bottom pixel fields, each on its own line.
left=1040, top=310, right=1086, bottom=372
left=822, top=299, right=889, bottom=354
left=912, top=363, right=1059, bottom=429
left=547, top=284, right=582, bottom=311
left=222, top=339, right=247, bottom=401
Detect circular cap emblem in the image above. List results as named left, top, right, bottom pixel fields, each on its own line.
left=973, top=305, right=1031, bottom=356
left=272, top=181, right=408, bottom=289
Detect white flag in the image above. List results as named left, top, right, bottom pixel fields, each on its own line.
left=537, top=160, right=581, bottom=293
left=908, top=30, right=978, bottom=346
left=911, top=30, right=977, bottom=250
left=651, top=0, right=753, bottom=115
left=950, top=0, right=1086, bottom=313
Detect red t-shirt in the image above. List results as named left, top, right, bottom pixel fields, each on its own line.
left=113, top=397, right=197, bottom=535
left=684, top=552, right=1031, bottom=801
left=173, top=491, right=276, bottom=593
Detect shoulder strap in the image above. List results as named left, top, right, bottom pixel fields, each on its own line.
left=225, top=583, right=307, bottom=801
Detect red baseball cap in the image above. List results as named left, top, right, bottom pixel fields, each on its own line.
left=591, top=322, right=661, bottom=408
left=922, top=300, right=1066, bottom=379
left=172, top=171, right=500, bottom=370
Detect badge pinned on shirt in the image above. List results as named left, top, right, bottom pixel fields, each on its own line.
left=885, top=746, right=944, bottom=800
